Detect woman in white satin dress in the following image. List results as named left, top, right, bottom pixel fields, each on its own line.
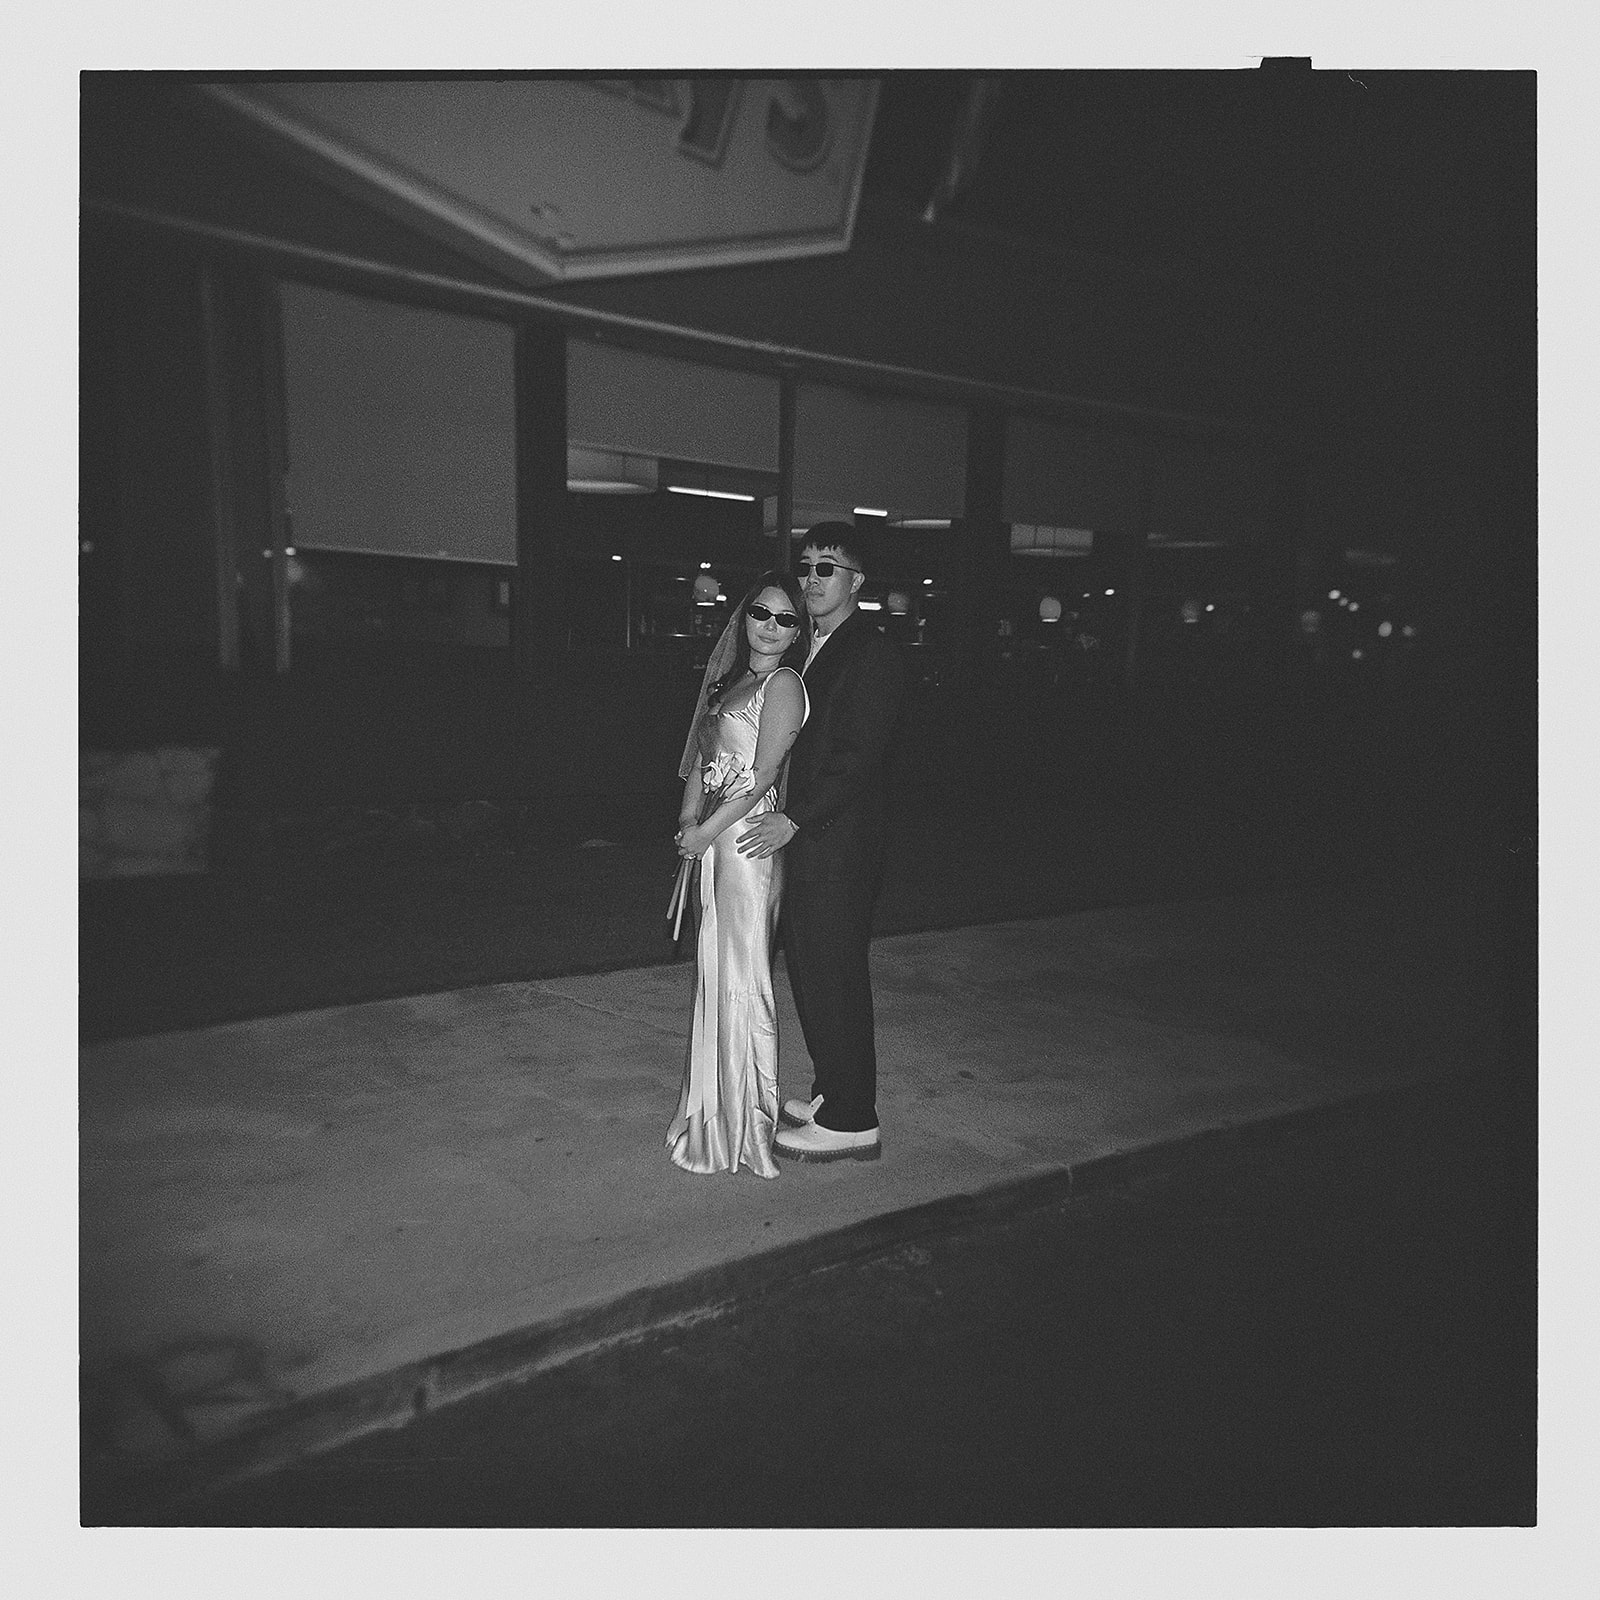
left=665, top=572, right=810, bottom=1178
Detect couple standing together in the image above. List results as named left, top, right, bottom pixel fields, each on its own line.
left=665, top=522, right=905, bottom=1178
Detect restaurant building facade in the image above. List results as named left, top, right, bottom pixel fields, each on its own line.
left=83, top=75, right=1371, bottom=839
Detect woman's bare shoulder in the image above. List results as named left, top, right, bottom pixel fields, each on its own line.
left=761, top=667, right=806, bottom=714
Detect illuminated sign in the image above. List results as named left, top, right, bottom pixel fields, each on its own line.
left=203, top=77, right=880, bottom=283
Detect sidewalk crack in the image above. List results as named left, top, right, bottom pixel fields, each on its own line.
left=529, top=984, right=682, bottom=1036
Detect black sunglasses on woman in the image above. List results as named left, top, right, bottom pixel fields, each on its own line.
left=746, top=603, right=801, bottom=628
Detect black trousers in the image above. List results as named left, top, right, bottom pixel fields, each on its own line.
left=781, top=875, right=880, bottom=1132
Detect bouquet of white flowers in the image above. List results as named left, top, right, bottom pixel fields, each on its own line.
left=666, top=753, right=751, bottom=944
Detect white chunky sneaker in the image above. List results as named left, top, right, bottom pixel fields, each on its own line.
left=773, top=1120, right=882, bottom=1163
left=779, top=1093, right=825, bottom=1129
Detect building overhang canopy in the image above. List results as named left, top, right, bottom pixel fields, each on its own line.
left=202, top=78, right=880, bottom=285
left=82, top=79, right=1287, bottom=444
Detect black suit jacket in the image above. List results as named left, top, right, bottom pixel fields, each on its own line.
left=784, top=607, right=906, bottom=886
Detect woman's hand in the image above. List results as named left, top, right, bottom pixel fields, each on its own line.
left=675, top=822, right=712, bottom=859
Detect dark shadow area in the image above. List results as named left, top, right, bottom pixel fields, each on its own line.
left=79, top=646, right=1511, bottom=1045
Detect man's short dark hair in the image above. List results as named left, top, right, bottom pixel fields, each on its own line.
left=799, top=520, right=869, bottom=573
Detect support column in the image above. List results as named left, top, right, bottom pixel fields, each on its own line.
left=775, top=367, right=797, bottom=575
left=1119, top=453, right=1154, bottom=696
left=1270, top=446, right=1310, bottom=659
left=198, top=267, right=243, bottom=672
left=957, top=403, right=1007, bottom=687
left=513, top=322, right=568, bottom=677
left=258, top=281, right=293, bottom=674
left=195, top=262, right=284, bottom=677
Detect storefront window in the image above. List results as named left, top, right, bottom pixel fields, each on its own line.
left=791, top=381, right=966, bottom=676
left=276, top=280, right=517, bottom=669
left=1138, top=437, right=1277, bottom=674
left=996, top=417, right=1142, bottom=681
left=565, top=340, right=781, bottom=662
left=561, top=472, right=774, bottom=660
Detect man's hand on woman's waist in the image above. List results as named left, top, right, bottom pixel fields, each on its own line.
left=735, top=812, right=797, bottom=858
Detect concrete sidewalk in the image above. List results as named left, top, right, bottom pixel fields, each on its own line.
left=80, top=879, right=1498, bottom=1505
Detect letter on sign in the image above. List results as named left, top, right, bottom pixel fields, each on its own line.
left=766, top=80, right=831, bottom=171
left=679, top=80, right=741, bottom=165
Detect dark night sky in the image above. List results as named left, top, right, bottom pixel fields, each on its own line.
left=862, top=69, right=1535, bottom=454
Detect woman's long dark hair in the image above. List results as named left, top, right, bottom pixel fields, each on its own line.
left=706, top=569, right=811, bottom=708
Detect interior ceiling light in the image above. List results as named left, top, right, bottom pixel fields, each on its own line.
left=857, top=600, right=883, bottom=611
left=853, top=506, right=889, bottom=518
left=667, top=485, right=756, bottom=503
left=567, top=445, right=658, bottom=495
left=890, top=517, right=953, bottom=530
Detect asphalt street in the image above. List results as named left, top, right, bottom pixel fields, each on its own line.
left=118, top=1074, right=1533, bottom=1529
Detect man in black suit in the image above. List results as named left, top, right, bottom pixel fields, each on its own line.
left=737, top=522, right=906, bottom=1162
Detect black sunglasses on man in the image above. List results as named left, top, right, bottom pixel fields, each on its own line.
left=795, top=560, right=861, bottom=579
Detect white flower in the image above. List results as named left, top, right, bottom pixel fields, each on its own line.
left=702, top=752, right=751, bottom=800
